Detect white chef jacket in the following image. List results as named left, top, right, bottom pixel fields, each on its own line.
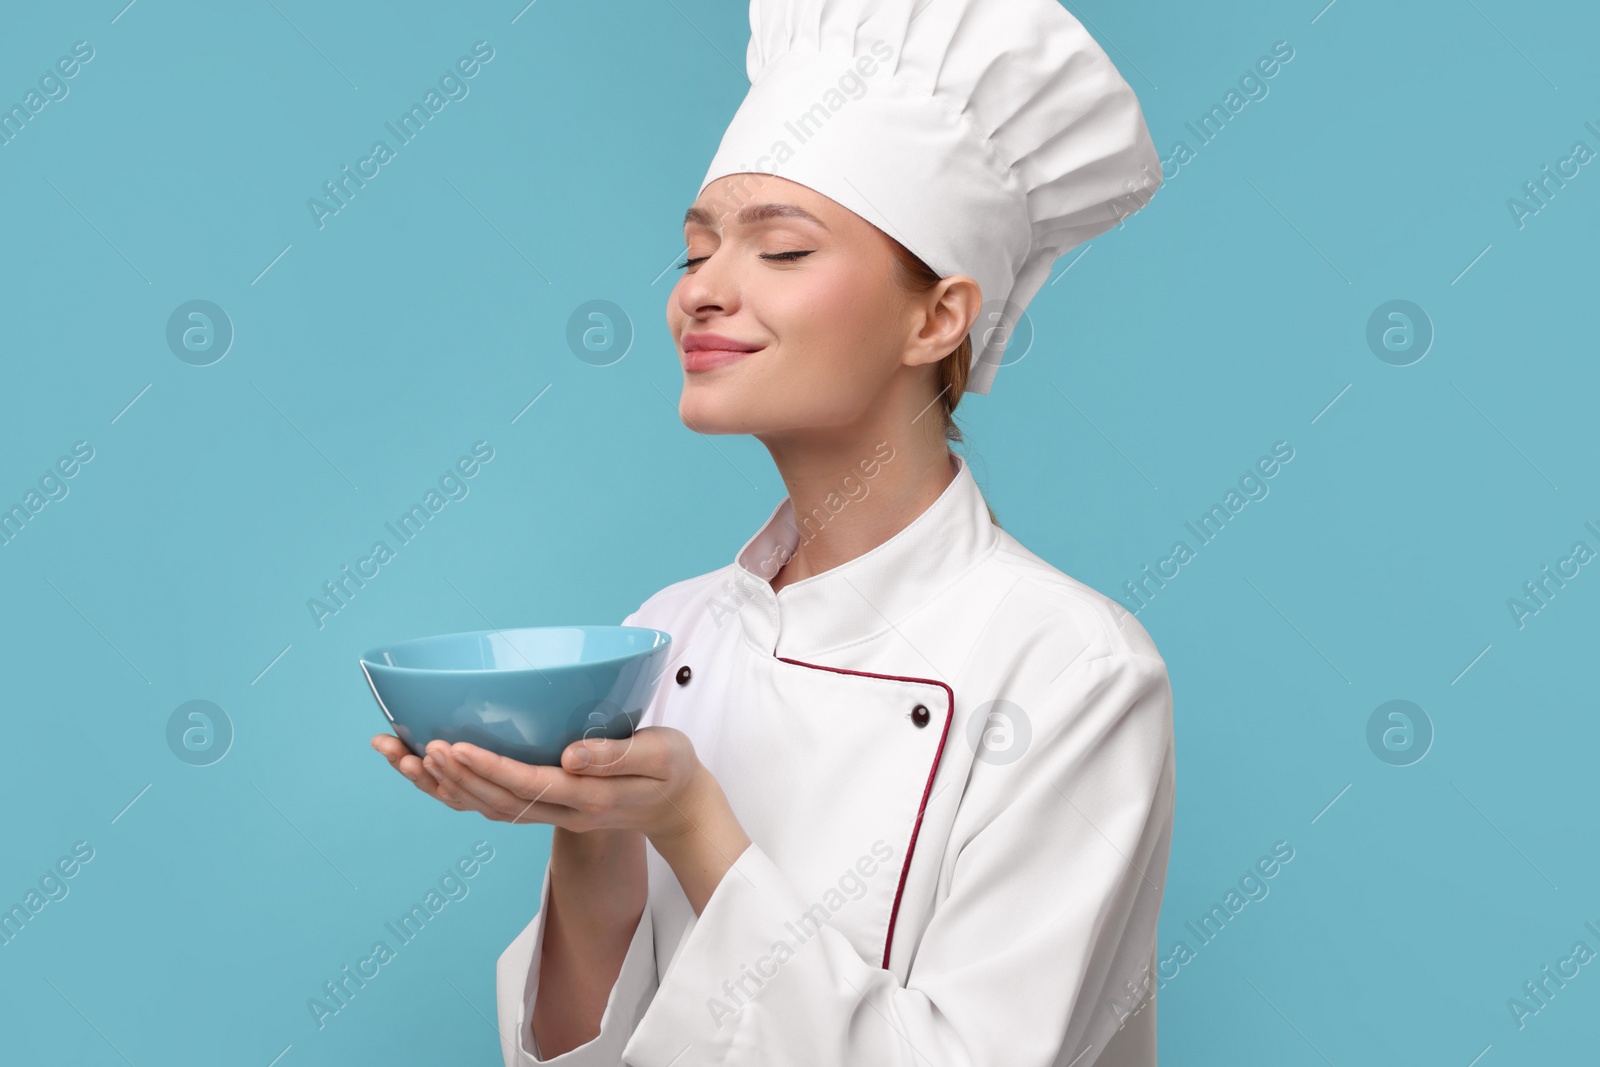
left=495, top=451, right=1176, bottom=1067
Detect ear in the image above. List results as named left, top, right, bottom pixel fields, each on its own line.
left=902, top=275, right=982, bottom=370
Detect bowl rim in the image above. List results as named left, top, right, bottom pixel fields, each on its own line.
left=358, top=624, right=672, bottom=676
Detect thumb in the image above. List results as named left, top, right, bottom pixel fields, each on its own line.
left=565, top=735, right=629, bottom=774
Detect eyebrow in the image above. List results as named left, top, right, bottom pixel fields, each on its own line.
left=682, top=202, right=830, bottom=232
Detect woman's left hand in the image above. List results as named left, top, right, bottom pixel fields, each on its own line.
left=372, top=727, right=710, bottom=846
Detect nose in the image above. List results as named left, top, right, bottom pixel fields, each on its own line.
left=672, top=246, right=740, bottom=324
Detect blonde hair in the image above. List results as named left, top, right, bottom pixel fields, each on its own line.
left=886, top=239, right=1000, bottom=529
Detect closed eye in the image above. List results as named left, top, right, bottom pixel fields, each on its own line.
left=676, top=250, right=815, bottom=270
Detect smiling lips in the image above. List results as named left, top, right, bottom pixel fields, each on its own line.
left=682, top=332, right=765, bottom=372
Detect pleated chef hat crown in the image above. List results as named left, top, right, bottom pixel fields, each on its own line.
left=697, top=0, right=1162, bottom=395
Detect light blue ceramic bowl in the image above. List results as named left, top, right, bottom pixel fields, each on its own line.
left=360, top=626, right=673, bottom=766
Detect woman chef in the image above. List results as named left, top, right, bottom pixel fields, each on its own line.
left=371, top=1, right=1173, bottom=1064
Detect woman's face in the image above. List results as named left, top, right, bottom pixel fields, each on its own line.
left=666, top=173, right=942, bottom=439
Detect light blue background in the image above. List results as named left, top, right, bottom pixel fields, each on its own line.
left=1, top=1, right=1595, bottom=1063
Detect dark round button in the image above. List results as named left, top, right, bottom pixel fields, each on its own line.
left=675, top=665, right=692, bottom=686
left=911, top=704, right=930, bottom=728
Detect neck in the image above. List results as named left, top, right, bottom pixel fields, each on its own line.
left=757, top=426, right=958, bottom=595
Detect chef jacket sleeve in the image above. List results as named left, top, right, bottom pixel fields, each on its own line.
left=495, top=844, right=660, bottom=1066
left=617, top=651, right=1176, bottom=1067
left=495, top=604, right=662, bottom=1066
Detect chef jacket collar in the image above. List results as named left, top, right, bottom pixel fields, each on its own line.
left=729, top=451, right=999, bottom=660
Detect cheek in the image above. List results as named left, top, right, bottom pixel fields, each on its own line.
left=768, top=267, right=895, bottom=384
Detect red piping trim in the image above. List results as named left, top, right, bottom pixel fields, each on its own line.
left=776, top=655, right=954, bottom=971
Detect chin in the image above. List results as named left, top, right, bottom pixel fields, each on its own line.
left=678, top=380, right=764, bottom=436
left=682, top=377, right=825, bottom=438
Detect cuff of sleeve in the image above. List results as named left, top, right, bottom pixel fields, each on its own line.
left=623, top=842, right=809, bottom=1067
left=497, top=860, right=658, bottom=1066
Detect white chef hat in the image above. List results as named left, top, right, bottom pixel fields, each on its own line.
left=697, top=0, right=1163, bottom=395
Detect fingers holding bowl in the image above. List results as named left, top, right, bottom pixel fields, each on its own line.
left=372, top=734, right=470, bottom=809
left=371, top=733, right=591, bottom=825
left=441, top=760, right=575, bottom=825
left=371, top=734, right=414, bottom=770
left=424, top=741, right=586, bottom=826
